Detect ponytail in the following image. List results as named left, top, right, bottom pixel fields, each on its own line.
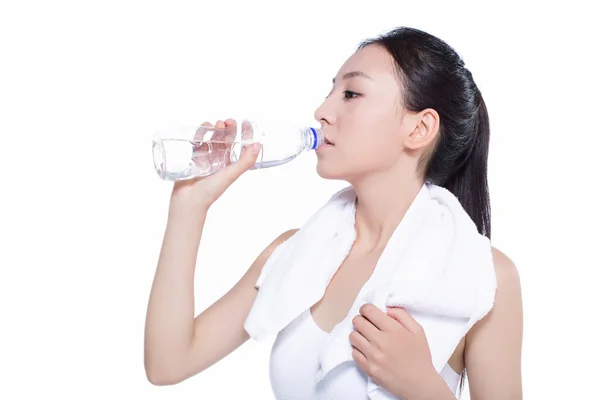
left=442, top=90, right=492, bottom=239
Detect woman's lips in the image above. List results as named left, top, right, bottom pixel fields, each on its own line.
left=317, top=140, right=334, bottom=153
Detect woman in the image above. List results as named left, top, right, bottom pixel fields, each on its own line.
left=144, top=27, right=523, bottom=399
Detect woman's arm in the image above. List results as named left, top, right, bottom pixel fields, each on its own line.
left=464, top=247, right=524, bottom=399
left=144, top=195, right=298, bottom=386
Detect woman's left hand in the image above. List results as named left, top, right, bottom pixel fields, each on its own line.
left=350, top=304, right=438, bottom=398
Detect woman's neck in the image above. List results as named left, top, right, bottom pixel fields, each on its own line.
left=351, top=172, right=424, bottom=253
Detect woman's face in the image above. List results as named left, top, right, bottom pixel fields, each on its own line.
left=314, top=44, right=413, bottom=182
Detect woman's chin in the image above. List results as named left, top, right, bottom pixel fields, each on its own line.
left=316, top=162, right=345, bottom=180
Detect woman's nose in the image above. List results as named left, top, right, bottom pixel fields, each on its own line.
left=314, top=98, right=334, bottom=126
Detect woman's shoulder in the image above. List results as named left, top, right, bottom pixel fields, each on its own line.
left=275, top=228, right=299, bottom=242
left=467, top=246, right=522, bottom=341
left=490, top=247, right=520, bottom=287
left=262, top=229, right=299, bottom=258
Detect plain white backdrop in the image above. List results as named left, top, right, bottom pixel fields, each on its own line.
left=1, top=0, right=598, bottom=398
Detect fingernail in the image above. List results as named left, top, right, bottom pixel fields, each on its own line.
left=252, top=143, right=261, bottom=154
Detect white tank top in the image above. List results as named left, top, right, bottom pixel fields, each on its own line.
left=269, top=309, right=461, bottom=399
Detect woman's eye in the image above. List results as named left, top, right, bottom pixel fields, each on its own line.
left=325, top=89, right=360, bottom=100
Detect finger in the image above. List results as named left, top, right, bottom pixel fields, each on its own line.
left=352, top=314, right=380, bottom=342
left=238, top=120, right=256, bottom=160
left=218, top=142, right=262, bottom=181
left=224, top=118, right=237, bottom=141
left=192, top=122, right=214, bottom=166
left=360, top=303, right=399, bottom=332
left=193, top=122, right=213, bottom=146
left=194, top=121, right=213, bottom=140
left=352, top=347, right=369, bottom=373
left=208, top=118, right=235, bottom=164
left=212, top=119, right=227, bottom=143
left=222, top=119, right=238, bottom=164
left=349, top=330, right=372, bottom=356
left=241, top=119, right=254, bottom=142
left=209, top=119, right=237, bottom=167
left=386, top=307, right=422, bottom=334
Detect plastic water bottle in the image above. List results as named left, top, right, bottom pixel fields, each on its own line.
left=152, top=119, right=324, bottom=181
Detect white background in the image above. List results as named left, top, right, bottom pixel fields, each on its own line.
left=1, top=0, right=598, bottom=398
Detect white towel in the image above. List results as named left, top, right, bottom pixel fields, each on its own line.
left=244, top=183, right=497, bottom=399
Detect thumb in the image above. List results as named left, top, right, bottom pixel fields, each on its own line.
left=222, top=142, right=262, bottom=181
left=386, top=307, right=421, bottom=334
left=386, top=307, right=404, bottom=322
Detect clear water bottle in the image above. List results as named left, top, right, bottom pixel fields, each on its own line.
left=152, top=119, right=324, bottom=181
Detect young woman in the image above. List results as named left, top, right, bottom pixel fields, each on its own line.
left=144, top=27, right=523, bottom=399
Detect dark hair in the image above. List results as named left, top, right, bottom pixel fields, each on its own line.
left=359, top=27, right=492, bottom=394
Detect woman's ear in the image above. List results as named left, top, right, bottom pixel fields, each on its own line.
left=403, top=108, right=440, bottom=150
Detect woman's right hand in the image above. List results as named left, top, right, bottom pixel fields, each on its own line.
left=170, top=118, right=262, bottom=212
